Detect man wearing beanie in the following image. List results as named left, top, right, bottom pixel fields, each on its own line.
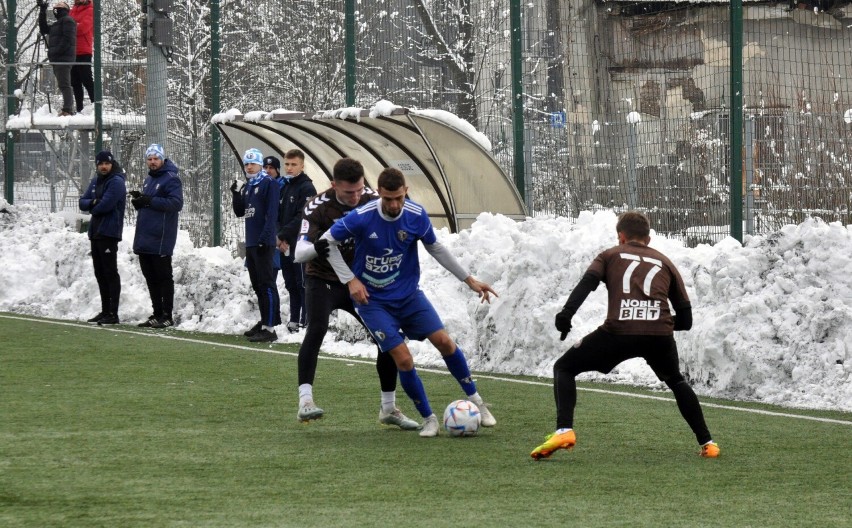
left=275, top=149, right=316, bottom=333
left=232, top=148, right=282, bottom=342
left=130, top=144, right=184, bottom=328
left=39, top=0, right=77, bottom=116
left=79, top=150, right=126, bottom=324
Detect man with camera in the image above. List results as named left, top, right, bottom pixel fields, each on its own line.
left=130, top=144, right=184, bottom=329
left=38, top=0, right=77, bottom=116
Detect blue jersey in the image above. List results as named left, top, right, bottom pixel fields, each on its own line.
left=329, top=198, right=437, bottom=302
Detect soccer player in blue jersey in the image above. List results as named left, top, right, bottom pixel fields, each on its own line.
left=319, top=167, right=499, bottom=437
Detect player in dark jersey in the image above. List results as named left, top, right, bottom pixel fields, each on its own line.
left=531, top=211, right=719, bottom=460
left=320, top=168, right=499, bottom=438
left=291, top=158, right=418, bottom=430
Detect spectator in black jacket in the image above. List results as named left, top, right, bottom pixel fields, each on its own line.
left=38, top=0, right=77, bottom=116
left=79, top=151, right=126, bottom=325
left=275, top=149, right=316, bottom=333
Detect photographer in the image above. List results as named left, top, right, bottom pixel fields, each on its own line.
left=38, top=0, right=77, bottom=116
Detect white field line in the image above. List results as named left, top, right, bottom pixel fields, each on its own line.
left=3, top=314, right=851, bottom=427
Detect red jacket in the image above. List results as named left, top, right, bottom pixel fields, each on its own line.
left=70, top=0, right=93, bottom=56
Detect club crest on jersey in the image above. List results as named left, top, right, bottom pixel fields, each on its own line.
left=396, top=230, right=408, bottom=242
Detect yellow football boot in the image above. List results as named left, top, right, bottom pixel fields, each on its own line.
left=530, top=429, right=576, bottom=460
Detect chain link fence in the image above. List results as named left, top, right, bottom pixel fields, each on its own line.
left=2, top=0, right=850, bottom=249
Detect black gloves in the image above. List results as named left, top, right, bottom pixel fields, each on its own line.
left=131, top=195, right=152, bottom=210
left=230, top=180, right=242, bottom=193
left=555, top=307, right=575, bottom=341
left=37, top=0, right=48, bottom=10
left=313, top=238, right=330, bottom=259
left=128, top=190, right=142, bottom=199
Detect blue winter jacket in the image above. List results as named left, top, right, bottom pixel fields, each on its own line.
left=133, top=158, right=183, bottom=256
left=232, top=171, right=280, bottom=247
left=79, top=163, right=126, bottom=240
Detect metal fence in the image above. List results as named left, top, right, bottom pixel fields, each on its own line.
left=2, top=0, right=851, bottom=249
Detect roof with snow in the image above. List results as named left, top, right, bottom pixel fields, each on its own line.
left=212, top=105, right=527, bottom=232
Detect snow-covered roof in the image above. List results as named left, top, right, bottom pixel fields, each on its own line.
left=212, top=102, right=525, bottom=232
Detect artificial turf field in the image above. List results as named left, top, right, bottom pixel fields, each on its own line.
left=2, top=313, right=850, bottom=527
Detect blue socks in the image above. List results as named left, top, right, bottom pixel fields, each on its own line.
left=444, top=348, right=477, bottom=396
left=398, top=368, right=432, bottom=418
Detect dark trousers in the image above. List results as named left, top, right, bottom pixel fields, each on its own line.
left=246, top=245, right=281, bottom=327
left=280, top=251, right=306, bottom=325
left=52, top=63, right=74, bottom=113
left=138, top=253, right=174, bottom=318
left=298, top=276, right=396, bottom=391
left=553, top=328, right=712, bottom=445
left=91, top=238, right=121, bottom=315
left=71, top=54, right=95, bottom=112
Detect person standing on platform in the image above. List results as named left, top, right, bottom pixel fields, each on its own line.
left=38, top=0, right=77, bottom=116
left=69, top=0, right=94, bottom=113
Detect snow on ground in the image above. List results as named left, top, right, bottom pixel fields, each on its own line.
left=1, top=198, right=849, bottom=412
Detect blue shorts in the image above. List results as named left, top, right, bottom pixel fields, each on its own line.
left=354, top=290, right=444, bottom=352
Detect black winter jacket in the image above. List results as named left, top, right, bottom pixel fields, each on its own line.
left=276, top=172, right=316, bottom=247
left=39, top=8, right=77, bottom=64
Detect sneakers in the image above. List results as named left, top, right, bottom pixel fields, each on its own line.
left=87, top=312, right=106, bottom=324
left=150, top=316, right=174, bottom=329
left=479, top=403, right=497, bottom=427
left=248, top=329, right=277, bottom=342
left=379, top=408, right=420, bottom=430
left=137, top=315, right=157, bottom=328
left=530, top=429, right=577, bottom=460
left=286, top=321, right=301, bottom=334
left=243, top=321, right=262, bottom=337
left=297, top=400, right=324, bottom=422
left=700, top=441, right=720, bottom=458
left=419, top=414, right=439, bottom=437
left=97, top=313, right=120, bottom=325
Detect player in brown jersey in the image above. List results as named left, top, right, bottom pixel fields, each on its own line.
left=531, top=211, right=719, bottom=460
left=291, top=158, right=419, bottom=430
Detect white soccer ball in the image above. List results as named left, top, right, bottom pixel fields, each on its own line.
left=442, top=400, right=481, bottom=437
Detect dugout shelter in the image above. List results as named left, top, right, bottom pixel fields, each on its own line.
left=212, top=107, right=527, bottom=232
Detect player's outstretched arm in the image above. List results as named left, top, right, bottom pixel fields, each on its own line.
left=464, top=276, right=498, bottom=304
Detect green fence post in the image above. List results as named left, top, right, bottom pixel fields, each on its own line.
left=729, top=0, right=743, bottom=242
left=344, top=0, right=355, bottom=106
left=5, top=0, right=17, bottom=204
left=211, top=0, right=221, bottom=246
left=94, top=0, right=102, bottom=152
left=509, top=0, right=525, bottom=202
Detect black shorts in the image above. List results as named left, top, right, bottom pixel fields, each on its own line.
left=562, top=328, right=682, bottom=382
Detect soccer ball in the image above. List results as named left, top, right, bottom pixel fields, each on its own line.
left=442, top=399, right=481, bottom=437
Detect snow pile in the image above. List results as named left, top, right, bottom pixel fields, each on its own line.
left=0, top=198, right=849, bottom=411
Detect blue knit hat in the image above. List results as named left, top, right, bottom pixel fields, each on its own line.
left=242, top=148, right=264, bottom=166
left=145, top=143, right=165, bottom=160
left=95, top=150, right=114, bottom=164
